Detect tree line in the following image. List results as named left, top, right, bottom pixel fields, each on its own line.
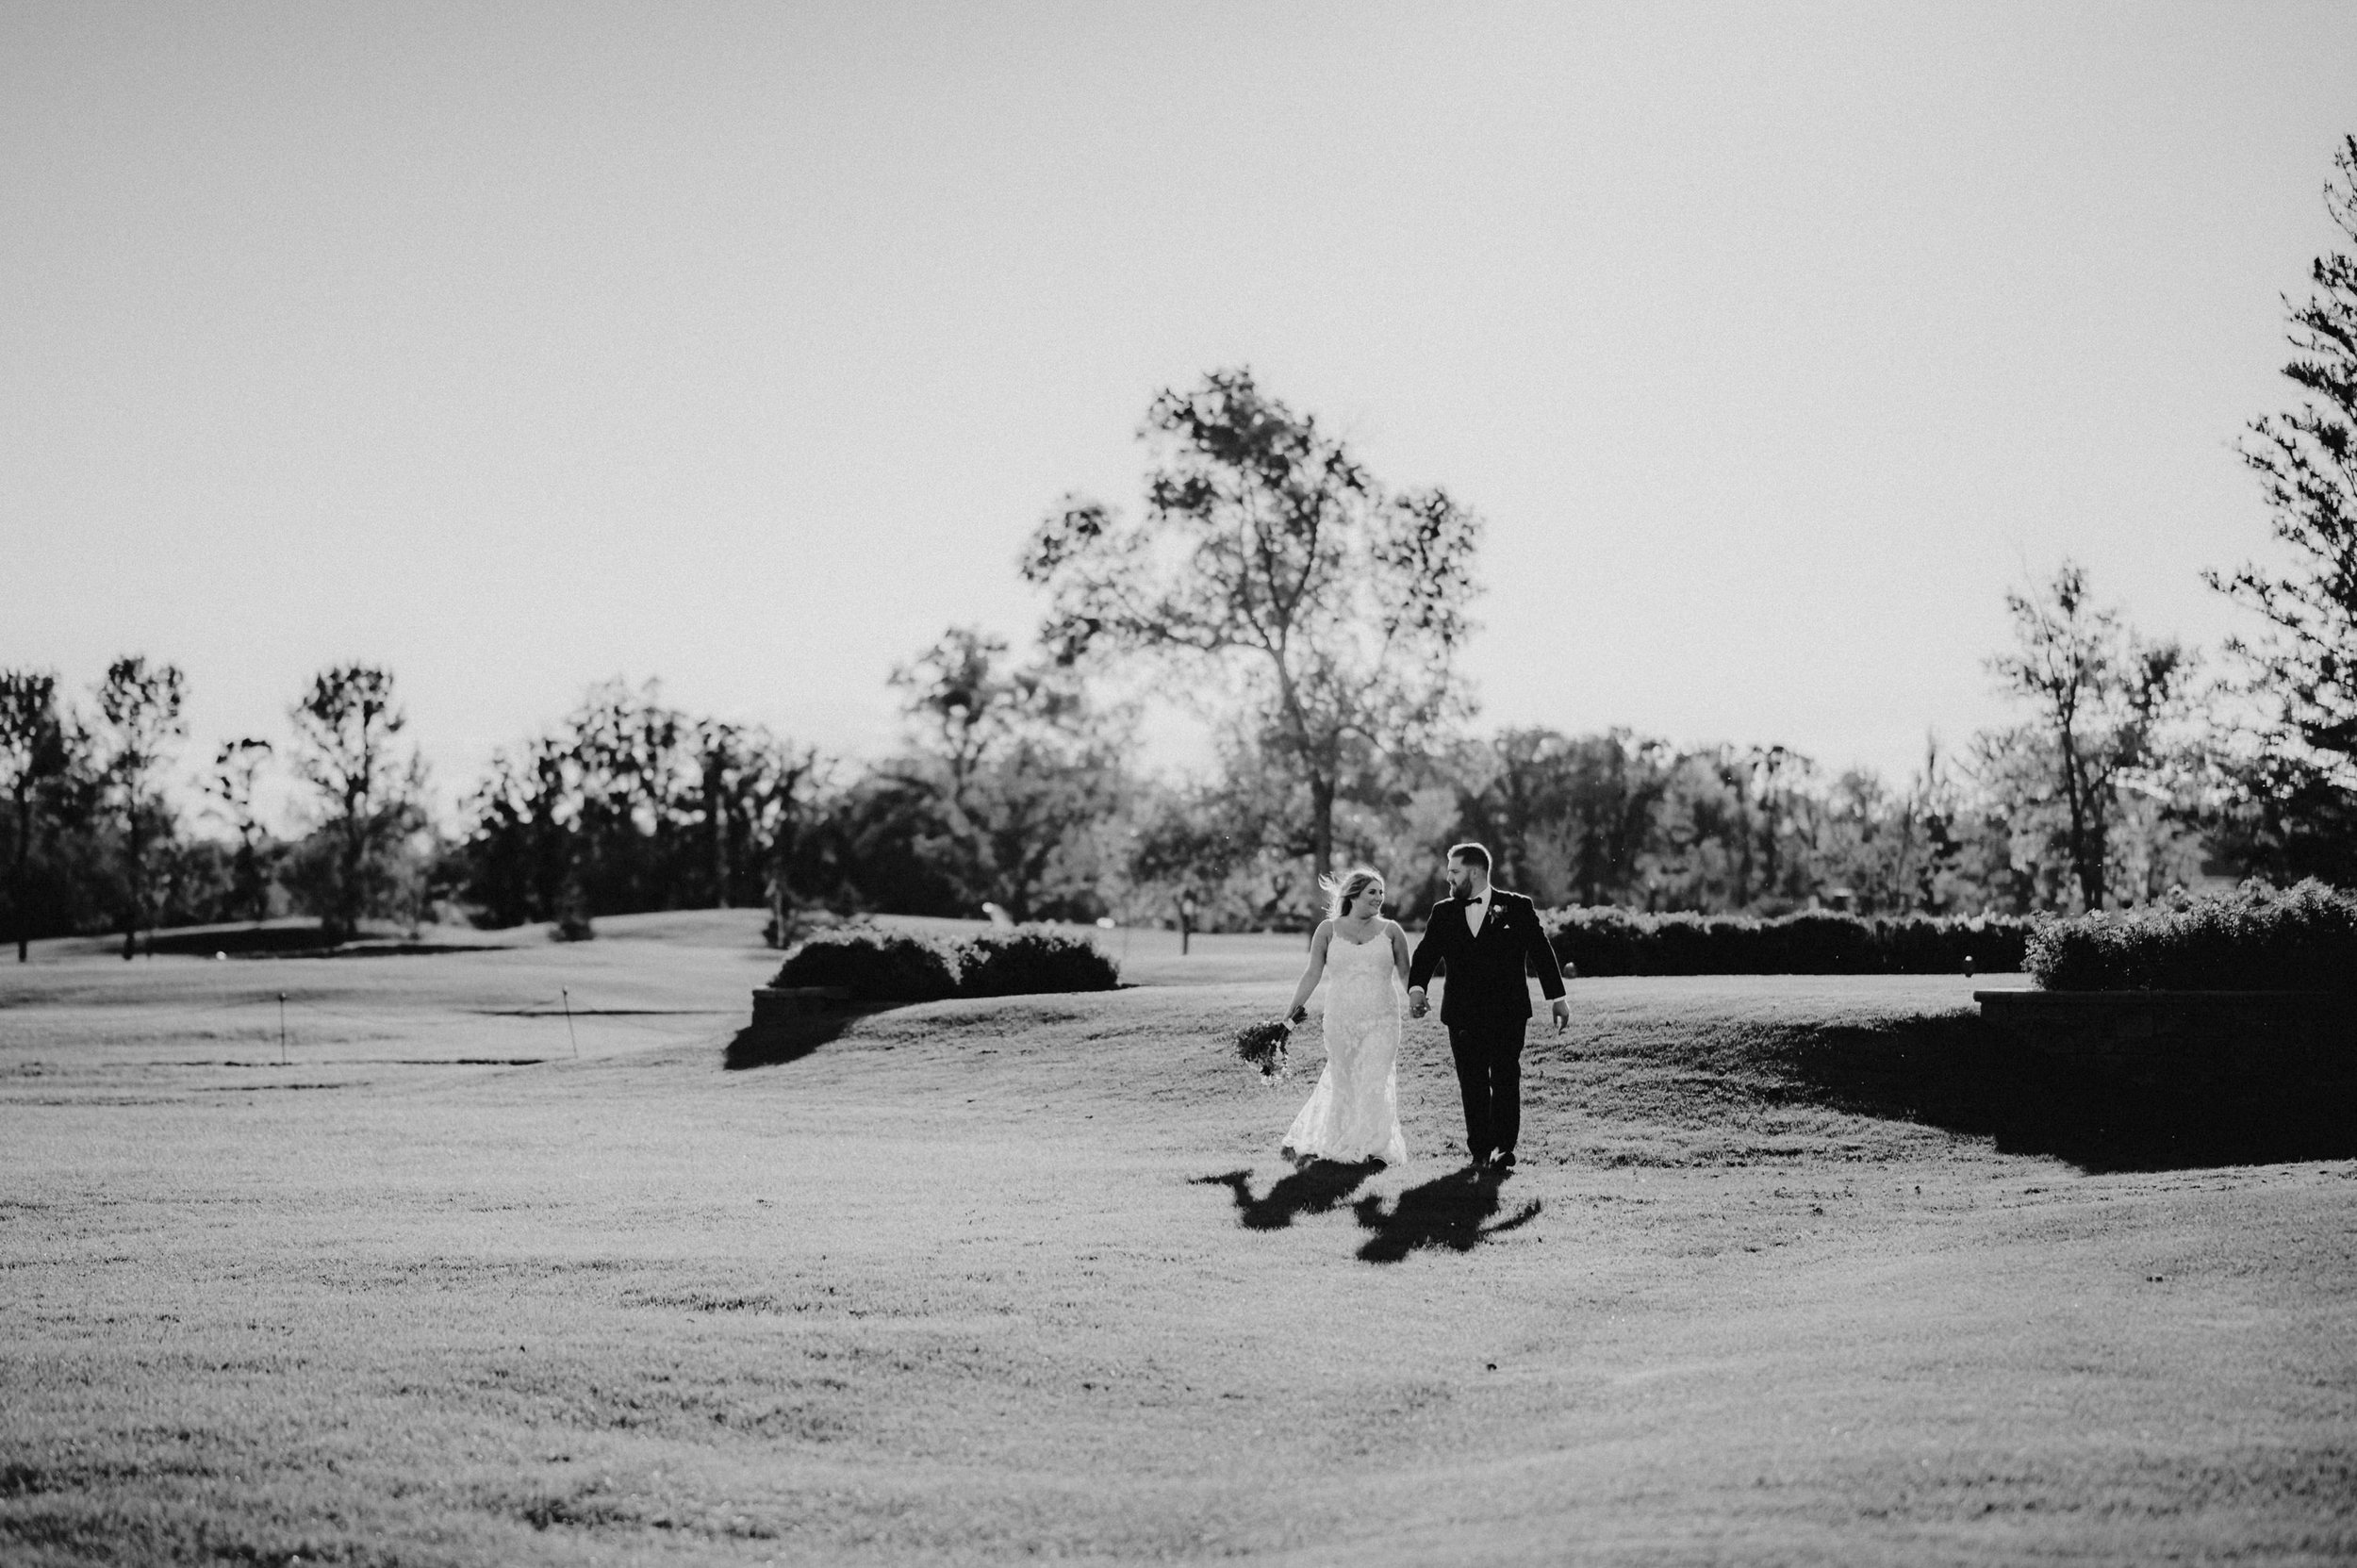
left=8, top=135, right=2353, bottom=955
left=0, top=659, right=427, bottom=958
left=0, top=635, right=2174, bottom=956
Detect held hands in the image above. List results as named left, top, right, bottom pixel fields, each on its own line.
left=1402, top=986, right=1556, bottom=1026
left=1288, top=1003, right=1309, bottom=1026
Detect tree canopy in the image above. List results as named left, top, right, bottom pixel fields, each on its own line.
left=2204, top=134, right=2357, bottom=881
left=1976, top=563, right=2196, bottom=912
left=1023, top=367, right=1484, bottom=880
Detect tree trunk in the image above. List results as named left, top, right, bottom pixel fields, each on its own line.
left=764, top=819, right=800, bottom=949
left=765, top=853, right=799, bottom=950
left=2059, top=735, right=2102, bottom=913
left=706, top=763, right=729, bottom=909
left=1732, top=787, right=1753, bottom=909
left=239, top=834, right=266, bottom=925
left=120, top=804, right=141, bottom=961
left=1307, top=769, right=1335, bottom=886
left=2076, top=821, right=2107, bottom=913
left=335, top=817, right=364, bottom=945
left=11, top=784, right=29, bottom=964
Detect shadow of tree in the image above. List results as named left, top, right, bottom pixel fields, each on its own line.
left=1772, top=1014, right=2357, bottom=1174
left=138, top=924, right=508, bottom=958
left=1350, top=1168, right=1542, bottom=1263
left=1193, top=1160, right=1386, bottom=1231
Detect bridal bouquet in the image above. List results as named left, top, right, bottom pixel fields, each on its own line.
left=1233, top=1017, right=1293, bottom=1081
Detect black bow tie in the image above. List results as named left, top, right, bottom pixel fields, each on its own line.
left=1467, top=895, right=1487, bottom=904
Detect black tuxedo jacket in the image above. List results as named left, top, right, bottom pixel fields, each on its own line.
left=1407, top=887, right=1565, bottom=1028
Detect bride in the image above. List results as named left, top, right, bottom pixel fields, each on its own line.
left=1279, top=866, right=1411, bottom=1166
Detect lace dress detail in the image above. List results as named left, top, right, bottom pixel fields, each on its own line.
left=1282, top=928, right=1408, bottom=1164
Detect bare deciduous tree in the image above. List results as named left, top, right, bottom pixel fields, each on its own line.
left=205, top=737, right=276, bottom=924
left=93, top=656, right=187, bottom=959
left=742, top=733, right=827, bottom=948
left=1975, top=563, right=2193, bottom=912
left=889, top=626, right=1124, bottom=922
left=687, top=717, right=828, bottom=940
left=2, top=669, right=75, bottom=962
left=288, top=664, right=424, bottom=943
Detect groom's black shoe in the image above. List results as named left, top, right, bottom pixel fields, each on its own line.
left=1493, top=1149, right=1517, bottom=1170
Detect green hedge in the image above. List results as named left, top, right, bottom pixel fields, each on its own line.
left=768, top=929, right=961, bottom=1002
left=954, top=928, right=1120, bottom=997
left=1539, top=906, right=2032, bottom=977
left=2025, top=880, right=2357, bottom=992
left=767, top=924, right=1119, bottom=1003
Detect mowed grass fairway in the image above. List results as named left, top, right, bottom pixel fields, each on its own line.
left=4, top=913, right=2354, bottom=1566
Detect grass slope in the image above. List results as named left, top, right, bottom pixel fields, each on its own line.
left=2, top=916, right=2353, bottom=1565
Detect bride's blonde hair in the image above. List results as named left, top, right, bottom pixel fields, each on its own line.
left=1320, top=866, right=1385, bottom=924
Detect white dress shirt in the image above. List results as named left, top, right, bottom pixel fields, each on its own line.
left=1465, top=891, right=1490, bottom=936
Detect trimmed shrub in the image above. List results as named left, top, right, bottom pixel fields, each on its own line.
left=2025, top=880, right=2357, bottom=993
left=765, top=924, right=1121, bottom=1004
left=768, top=929, right=960, bottom=1003
left=1540, top=906, right=2032, bottom=977
left=954, top=927, right=1121, bottom=998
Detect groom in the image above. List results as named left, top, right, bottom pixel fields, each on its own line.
left=1407, top=843, right=1571, bottom=1172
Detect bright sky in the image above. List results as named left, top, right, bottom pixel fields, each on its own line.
left=6, top=2, right=2354, bottom=829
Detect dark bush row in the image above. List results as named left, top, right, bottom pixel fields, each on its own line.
left=952, top=927, right=1123, bottom=997
left=767, top=924, right=1121, bottom=1002
left=2025, top=880, right=2357, bottom=992
left=1539, top=906, right=2033, bottom=977
left=768, top=929, right=960, bottom=1001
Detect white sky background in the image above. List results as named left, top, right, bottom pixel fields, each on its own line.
left=5, top=2, right=2355, bottom=832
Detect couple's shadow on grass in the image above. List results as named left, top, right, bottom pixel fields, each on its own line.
left=1196, top=1161, right=1541, bottom=1264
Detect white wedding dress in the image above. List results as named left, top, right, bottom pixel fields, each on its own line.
left=1282, top=926, right=1409, bottom=1165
